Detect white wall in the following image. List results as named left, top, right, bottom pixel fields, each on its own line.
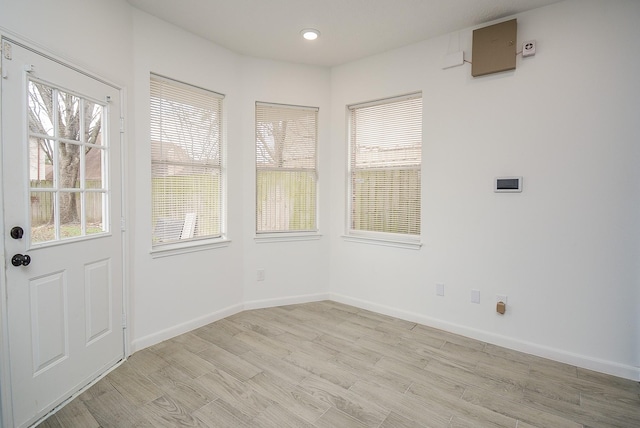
left=329, top=0, right=640, bottom=379
left=0, top=0, right=132, bottom=86
left=129, top=13, right=332, bottom=350
left=239, top=57, right=331, bottom=308
left=129, top=10, right=246, bottom=350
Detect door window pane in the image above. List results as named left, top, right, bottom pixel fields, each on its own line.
left=85, top=147, right=105, bottom=189
left=58, top=141, right=82, bottom=189
left=85, top=191, right=105, bottom=235
left=30, top=191, right=55, bottom=243
left=57, top=91, right=80, bottom=141
left=27, top=78, right=109, bottom=245
left=28, top=81, right=54, bottom=137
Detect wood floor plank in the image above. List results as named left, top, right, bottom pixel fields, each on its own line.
left=159, top=331, right=215, bottom=354
left=246, top=371, right=330, bottom=424
left=240, top=349, right=312, bottom=385
left=313, top=333, right=382, bottom=366
left=153, top=346, right=218, bottom=379
left=576, top=367, right=640, bottom=393
left=197, top=343, right=263, bottom=381
left=298, top=374, right=389, bottom=427
left=284, top=350, right=360, bottom=389
left=78, top=376, right=117, bottom=402
left=522, top=373, right=582, bottom=405
left=226, top=311, right=287, bottom=338
left=52, top=399, right=100, bottom=428
left=379, top=411, right=428, bottom=428
left=425, top=358, right=524, bottom=399
left=406, top=380, right=518, bottom=428
left=138, top=394, right=208, bottom=428
left=522, top=387, right=631, bottom=428
left=193, top=368, right=274, bottom=421
left=191, top=320, right=253, bottom=356
left=579, top=393, right=640, bottom=428
left=274, top=331, right=339, bottom=360
left=40, top=301, right=640, bottom=428
left=106, top=361, right=164, bottom=407
left=461, top=386, right=582, bottom=428
left=125, top=347, right=171, bottom=376
left=348, top=379, right=451, bottom=428
left=82, top=390, right=154, bottom=428
left=332, top=355, right=414, bottom=394
left=147, top=365, right=217, bottom=412
left=355, top=336, right=430, bottom=368
left=313, top=407, right=370, bottom=428
left=38, top=416, right=64, bottom=428
left=191, top=399, right=249, bottom=427
left=412, top=323, right=487, bottom=351
left=250, top=403, right=317, bottom=428
left=234, top=329, right=292, bottom=358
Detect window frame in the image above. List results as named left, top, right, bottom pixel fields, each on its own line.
left=345, top=92, right=423, bottom=250
left=255, top=101, right=320, bottom=242
left=149, top=73, right=229, bottom=257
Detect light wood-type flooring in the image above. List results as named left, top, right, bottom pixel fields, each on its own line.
left=40, top=301, right=639, bottom=427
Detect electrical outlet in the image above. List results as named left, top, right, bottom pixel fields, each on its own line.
left=471, top=289, right=481, bottom=304
left=257, top=269, right=265, bottom=281
left=496, top=294, right=508, bottom=304
left=436, top=283, right=445, bottom=296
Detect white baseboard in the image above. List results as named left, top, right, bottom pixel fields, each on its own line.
left=130, top=303, right=244, bottom=353
left=329, top=293, right=640, bottom=382
left=129, top=292, right=639, bottom=381
left=243, top=293, right=331, bottom=311
left=129, top=293, right=329, bottom=354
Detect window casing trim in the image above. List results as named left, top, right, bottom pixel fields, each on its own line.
left=150, top=73, right=227, bottom=249
left=346, top=92, right=422, bottom=243
left=341, top=232, right=422, bottom=250
left=255, top=101, right=319, bottom=234
left=150, top=236, right=231, bottom=258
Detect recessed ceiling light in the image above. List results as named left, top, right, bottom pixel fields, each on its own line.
left=301, top=29, right=320, bottom=41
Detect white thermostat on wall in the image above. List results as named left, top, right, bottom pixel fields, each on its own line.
left=494, top=176, right=522, bottom=193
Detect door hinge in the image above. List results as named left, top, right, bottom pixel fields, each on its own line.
left=119, top=117, right=125, bottom=134
left=121, top=217, right=126, bottom=232
left=2, top=41, right=12, bottom=60
left=121, top=313, right=127, bottom=329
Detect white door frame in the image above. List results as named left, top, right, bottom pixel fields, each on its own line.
left=0, top=32, right=130, bottom=428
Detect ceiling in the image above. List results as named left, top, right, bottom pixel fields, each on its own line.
left=127, top=0, right=564, bottom=67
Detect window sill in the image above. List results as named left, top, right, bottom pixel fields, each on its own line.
left=150, top=238, right=231, bottom=258
left=341, top=233, right=422, bottom=250
left=255, top=232, right=322, bottom=244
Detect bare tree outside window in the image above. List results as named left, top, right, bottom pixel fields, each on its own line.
left=28, top=80, right=106, bottom=243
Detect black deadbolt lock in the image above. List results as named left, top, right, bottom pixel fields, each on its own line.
left=10, top=227, right=24, bottom=240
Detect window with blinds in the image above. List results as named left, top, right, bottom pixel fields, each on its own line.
left=348, top=93, right=422, bottom=238
left=256, top=102, right=318, bottom=233
left=150, top=74, right=224, bottom=246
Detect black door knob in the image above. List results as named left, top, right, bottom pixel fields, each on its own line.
left=11, top=254, right=31, bottom=267
left=10, top=227, right=24, bottom=240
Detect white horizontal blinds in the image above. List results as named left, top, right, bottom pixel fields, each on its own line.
left=256, top=102, right=318, bottom=233
left=349, top=93, right=422, bottom=235
left=150, top=74, right=224, bottom=246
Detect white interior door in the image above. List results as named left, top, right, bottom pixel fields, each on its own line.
left=1, top=40, right=124, bottom=428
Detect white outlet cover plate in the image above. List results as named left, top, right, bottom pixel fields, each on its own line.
left=496, top=294, right=508, bottom=303
left=436, top=283, right=445, bottom=296
left=471, top=290, right=480, bottom=304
